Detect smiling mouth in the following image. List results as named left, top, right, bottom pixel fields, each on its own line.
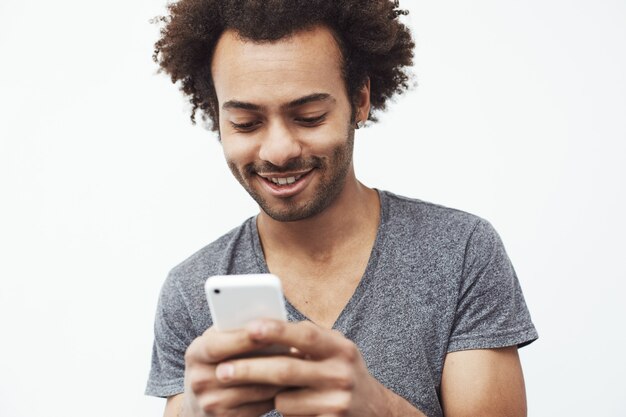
left=267, top=175, right=302, bottom=185
left=258, top=170, right=312, bottom=187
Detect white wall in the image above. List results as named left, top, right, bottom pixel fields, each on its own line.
left=0, top=1, right=624, bottom=416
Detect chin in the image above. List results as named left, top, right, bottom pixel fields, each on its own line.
left=260, top=188, right=342, bottom=222
left=257, top=198, right=314, bottom=222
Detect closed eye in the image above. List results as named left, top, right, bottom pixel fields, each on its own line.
left=230, top=120, right=261, bottom=132
left=296, top=114, right=327, bottom=126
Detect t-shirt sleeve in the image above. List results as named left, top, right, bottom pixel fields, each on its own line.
left=145, top=272, right=197, bottom=397
left=447, top=219, right=538, bottom=352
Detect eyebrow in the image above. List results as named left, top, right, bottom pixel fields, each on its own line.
left=222, top=93, right=334, bottom=112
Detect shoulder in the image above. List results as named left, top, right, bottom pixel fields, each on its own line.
left=379, top=190, right=490, bottom=241
left=166, top=217, right=257, bottom=290
left=152, top=218, right=258, bottom=337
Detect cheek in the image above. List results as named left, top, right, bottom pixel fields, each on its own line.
left=301, top=122, right=350, bottom=151
left=221, top=136, right=257, bottom=167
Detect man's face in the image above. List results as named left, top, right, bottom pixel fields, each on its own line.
left=211, top=26, right=362, bottom=222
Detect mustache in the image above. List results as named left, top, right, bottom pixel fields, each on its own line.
left=246, top=157, right=323, bottom=175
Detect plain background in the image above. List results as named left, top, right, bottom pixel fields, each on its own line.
left=1, top=0, right=625, bottom=416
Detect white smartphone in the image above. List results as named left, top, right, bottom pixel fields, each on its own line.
left=205, top=273, right=289, bottom=355
left=205, top=273, right=288, bottom=330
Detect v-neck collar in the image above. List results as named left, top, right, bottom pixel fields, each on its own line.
left=249, top=189, right=389, bottom=332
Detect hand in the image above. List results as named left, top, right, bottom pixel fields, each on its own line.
left=183, top=325, right=284, bottom=417
left=213, top=319, right=392, bottom=417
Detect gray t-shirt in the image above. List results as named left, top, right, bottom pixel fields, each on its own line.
left=146, top=190, right=537, bottom=417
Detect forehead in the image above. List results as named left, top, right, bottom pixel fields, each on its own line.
left=211, top=26, right=347, bottom=108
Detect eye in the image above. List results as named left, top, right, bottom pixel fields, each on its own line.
left=295, top=113, right=327, bottom=127
left=230, top=120, right=261, bottom=132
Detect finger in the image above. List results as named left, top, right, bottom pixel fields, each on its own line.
left=282, top=413, right=339, bottom=417
left=276, top=388, right=351, bottom=416
left=237, top=400, right=276, bottom=417
left=197, top=384, right=282, bottom=409
left=196, top=396, right=275, bottom=417
left=215, top=356, right=353, bottom=389
left=185, top=362, right=217, bottom=394
left=185, top=326, right=271, bottom=364
left=246, top=320, right=352, bottom=359
left=288, top=346, right=309, bottom=359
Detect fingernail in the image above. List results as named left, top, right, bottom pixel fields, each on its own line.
left=216, top=363, right=234, bottom=381
left=247, top=320, right=266, bottom=338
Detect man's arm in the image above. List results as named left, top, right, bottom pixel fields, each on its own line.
left=164, top=394, right=183, bottom=417
left=441, top=346, right=527, bottom=417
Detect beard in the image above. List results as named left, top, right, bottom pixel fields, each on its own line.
left=227, top=129, right=355, bottom=222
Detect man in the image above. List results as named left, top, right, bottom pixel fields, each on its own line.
left=146, top=1, right=538, bottom=416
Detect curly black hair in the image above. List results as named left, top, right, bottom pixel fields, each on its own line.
left=153, top=0, right=415, bottom=131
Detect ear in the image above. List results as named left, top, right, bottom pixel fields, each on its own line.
left=355, top=77, right=371, bottom=124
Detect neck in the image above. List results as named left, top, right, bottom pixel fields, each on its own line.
left=256, top=173, right=380, bottom=260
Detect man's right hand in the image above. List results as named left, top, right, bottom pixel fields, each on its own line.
left=178, top=326, right=284, bottom=417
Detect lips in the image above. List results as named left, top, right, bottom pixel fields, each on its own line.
left=256, top=169, right=315, bottom=197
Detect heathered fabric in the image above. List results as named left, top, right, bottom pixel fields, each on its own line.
left=146, top=190, right=537, bottom=417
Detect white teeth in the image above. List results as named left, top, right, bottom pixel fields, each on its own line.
left=269, top=175, right=301, bottom=186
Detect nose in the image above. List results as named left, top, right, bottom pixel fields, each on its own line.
left=258, top=120, right=302, bottom=167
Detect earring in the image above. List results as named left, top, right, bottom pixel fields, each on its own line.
left=356, top=120, right=365, bottom=129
